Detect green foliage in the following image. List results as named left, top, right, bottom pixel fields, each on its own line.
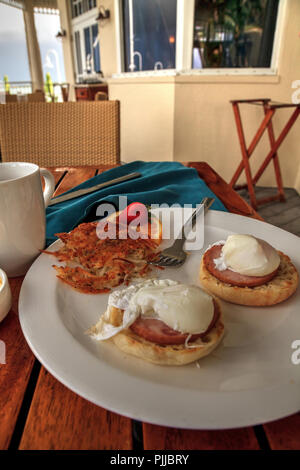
left=198, top=0, right=265, bottom=33
left=223, top=0, right=265, bottom=32
left=195, top=0, right=268, bottom=67
left=44, top=72, right=54, bottom=102
left=3, top=75, right=10, bottom=93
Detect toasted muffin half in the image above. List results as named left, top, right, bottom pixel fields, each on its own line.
left=101, top=303, right=225, bottom=366
left=200, top=250, right=299, bottom=306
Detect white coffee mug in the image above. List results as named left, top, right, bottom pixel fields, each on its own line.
left=0, top=162, right=55, bottom=277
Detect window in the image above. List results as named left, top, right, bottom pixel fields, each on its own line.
left=34, top=9, right=66, bottom=83
left=122, top=0, right=177, bottom=72
left=117, top=0, right=283, bottom=75
left=74, top=31, right=83, bottom=75
left=0, top=2, right=30, bottom=82
left=74, top=23, right=101, bottom=77
left=193, top=0, right=279, bottom=69
left=83, top=23, right=101, bottom=73
left=70, top=0, right=97, bottom=19
left=71, top=3, right=101, bottom=80
left=92, top=24, right=101, bottom=73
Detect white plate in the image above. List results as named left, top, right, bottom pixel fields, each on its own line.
left=19, top=210, right=300, bottom=429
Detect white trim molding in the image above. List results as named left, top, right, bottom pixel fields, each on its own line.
left=112, top=69, right=177, bottom=79
left=176, top=0, right=195, bottom=71
left=270, top=0, right=287, bottom=72
left=114, top=0, right=124, bottom=74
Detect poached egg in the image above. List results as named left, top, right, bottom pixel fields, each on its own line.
left=213, top=234, right=280, bottom=277
left=89, top=279, right=214, bottom=341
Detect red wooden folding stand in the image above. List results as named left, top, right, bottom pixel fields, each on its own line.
left=230, top=99, right=300, bottom=209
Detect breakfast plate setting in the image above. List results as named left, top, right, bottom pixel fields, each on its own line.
left=19, top=208, right=300, bottom=430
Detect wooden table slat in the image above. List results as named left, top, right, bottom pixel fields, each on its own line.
left=19, top=168, right=133, bottom=450
left=19, top=368, right=132, bottom=450
left=52, top=169, right=66, bottom=187
left=41, top=168, right=65, bottom=190
left=96, top=165, right=115, bottom=174
left=0, top=168, right=69, bottom=450
left=0, top=278, right=35, bottom=449
left=263, top=413, right=300, bottom=450
left=51, top=167, right=97, bottom=197
left=143, top=424, right=260, bottom=450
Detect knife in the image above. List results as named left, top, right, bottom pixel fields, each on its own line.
left=48, top=172, right=141, bottom=206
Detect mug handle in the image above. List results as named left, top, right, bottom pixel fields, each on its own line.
left=40, top=168, right=55, bottom=208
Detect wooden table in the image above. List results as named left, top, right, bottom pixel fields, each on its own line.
left=1, top=162, right=299, bottom=450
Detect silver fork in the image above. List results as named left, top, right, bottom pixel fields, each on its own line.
left=149, top=197, right=215, bottom=268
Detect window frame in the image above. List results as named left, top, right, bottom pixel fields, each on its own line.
left=70, top=0, right=97, bottom=19
left=114, top=0, right=287, bottom=77
left=0, top=0, right=24, bottom=9
left=71, top=7, right=100, bottom=80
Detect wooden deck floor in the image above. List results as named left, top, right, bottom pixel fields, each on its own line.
left=238, top=187, right=300, bottom=237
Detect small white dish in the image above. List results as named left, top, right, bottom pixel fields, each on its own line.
left=0, top=268, right=12, bottom=322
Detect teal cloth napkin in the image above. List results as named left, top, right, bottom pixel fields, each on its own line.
left=46, top=161, right=228, bottom=246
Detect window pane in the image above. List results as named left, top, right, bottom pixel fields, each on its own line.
left=123, top=0, right=177, bottom=72
left=193, top=0, right=279, bottom=69
left=74, top=31, right=83, bottom=75
left=34, top=10, right=66, bottom=83
left=71, top=0, right=96, bottom=17
left=84, top=26, right=92, bottom=72
left=0, top=3, right=30, bottom=83
left=92, top=23, right=101, bottom=73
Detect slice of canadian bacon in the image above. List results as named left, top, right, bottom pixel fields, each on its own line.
left=129, top=299, right=220, bottom=345
left=203, top=244, right=279, bottom=287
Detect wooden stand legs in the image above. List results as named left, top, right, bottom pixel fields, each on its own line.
left=230, top=99, right=300, bottom=210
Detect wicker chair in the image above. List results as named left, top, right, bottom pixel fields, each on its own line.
left=0, top=101, right=120, bottom=166
left=27, top=90, right=45, bottom=102
left=5, top=94, right=18, bottom=103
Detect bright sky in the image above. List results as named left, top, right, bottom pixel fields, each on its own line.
left=0, top=3, right=65, bottom=83
left=0, top=3, right=25, bottom=40
left=0, top=3, right=30, bottom=81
